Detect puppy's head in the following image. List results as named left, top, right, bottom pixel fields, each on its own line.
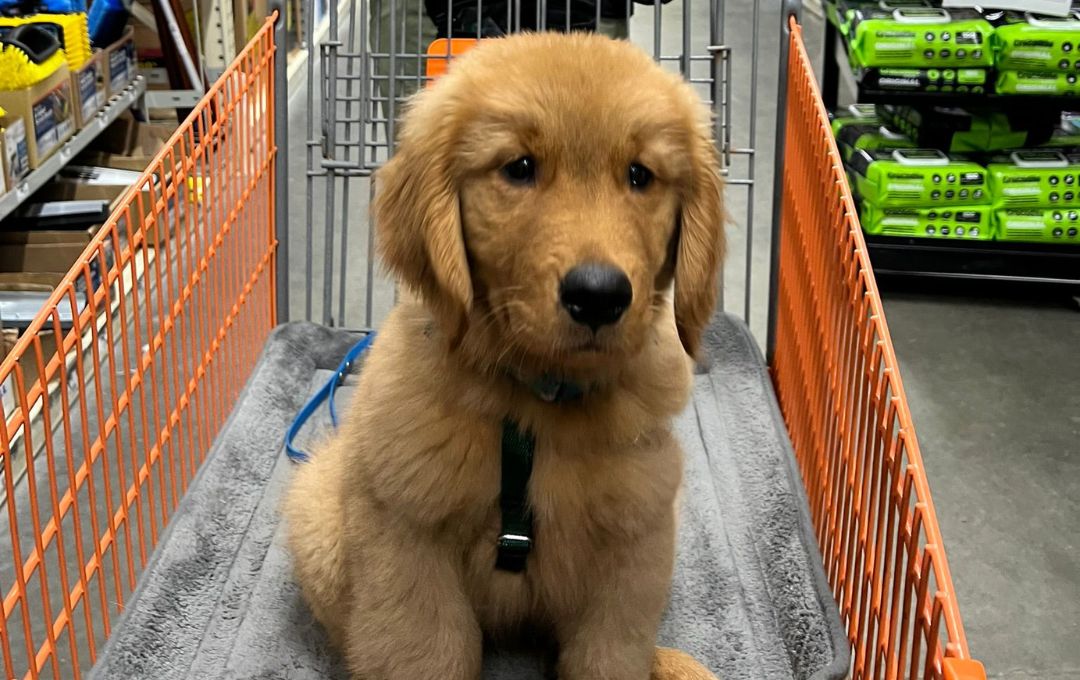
left=375, top=33, right=724, bottom=374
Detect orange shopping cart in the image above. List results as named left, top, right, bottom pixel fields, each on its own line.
left=0, top=0, right=986, bottom=678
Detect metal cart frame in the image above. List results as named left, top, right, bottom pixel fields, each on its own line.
left=0, top=2, right=987, bottom=678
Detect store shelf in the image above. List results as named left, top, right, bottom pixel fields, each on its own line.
left=0, top=77, right=146, bottom=223
left=865, top=235, right=1080, bottom=286
left=822, top=19, right=1080, bottom=287
left=850, top=89, right=1079, bottom=111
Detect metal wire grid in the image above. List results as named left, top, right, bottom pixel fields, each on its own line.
left=0, top=20, right=279, bottom=679
left=301, top=0, right=770, bottom=332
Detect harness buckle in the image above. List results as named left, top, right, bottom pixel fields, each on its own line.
left=496, top=533, right=532, bottom=572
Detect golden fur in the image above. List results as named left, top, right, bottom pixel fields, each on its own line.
left=284, top=32, right=725, bottom=680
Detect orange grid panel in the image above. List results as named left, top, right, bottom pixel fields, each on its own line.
left=425, top=38, right=479, bottom=81
left=0, top=17, right=279, bottom=679
left=771, top=19, right=986, bottom=680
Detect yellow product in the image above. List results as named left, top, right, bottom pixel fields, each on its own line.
left=0, top=45, right=66, bottom=90
left=0, top=14, right=92, bottom=71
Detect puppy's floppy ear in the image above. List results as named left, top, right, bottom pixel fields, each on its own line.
left=674, top=115, right=725, bottom=359
left=374, top=87, right=472, bottom=342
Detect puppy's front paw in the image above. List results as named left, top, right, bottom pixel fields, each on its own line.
left=650, top=647, right=719, bottom=680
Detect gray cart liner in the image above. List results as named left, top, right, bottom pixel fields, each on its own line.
left=88, top=314, right=849, bottom=680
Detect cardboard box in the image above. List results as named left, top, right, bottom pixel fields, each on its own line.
left=0, top=296, right=61, bottom=395
left=105, top=26, right=137, bottom=96
left=81, top=112, right=172, bottom=170
left=16, top=328, right=58, bottom=394
left=0, top=193, right=110, bottom=304
left=136, top=53, right=169, bottom=91
left=0, top=208, right=108, bottom=320
left=133, top=15, right=169, bottom=91
left=71, top=51, right=108, bottom=129
left=1, top=113, right=30, bottom=187
left=0, top=271, right=93, bottom=303
left=0, top=224, right=100, bottom=274
left=0, top=65, right=76, bottom=169
left=0, top=268, right=92, bottom=395
left=38, top=165, right=172, bottom=247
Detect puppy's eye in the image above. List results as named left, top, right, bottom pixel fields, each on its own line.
left=502, top=156, right=537, bottom=185
left=628, top=163, right=653, bottom=190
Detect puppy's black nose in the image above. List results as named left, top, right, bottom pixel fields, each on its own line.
left=559, top=264, right=632, bottom=331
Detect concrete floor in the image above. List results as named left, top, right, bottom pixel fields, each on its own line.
left=283, top=2, right=1080, bottom=678
left=883, top=291, right=1080, bottom=679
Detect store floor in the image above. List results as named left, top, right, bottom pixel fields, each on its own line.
left=883, top=290, right=1080, bottom=679
left=282, top=5, right=1080, bottom=677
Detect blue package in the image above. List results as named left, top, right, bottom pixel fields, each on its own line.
left=88, top=0, right=130, bottom=48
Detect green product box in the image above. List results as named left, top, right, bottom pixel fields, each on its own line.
left=996, top=70, right=1080, bottom=94
left=860, top=202, right=993, bottom=239
left=993, top=10, right=1080, bottom=72
left=848, top=8, right=994, bottom=68
left=856, top=66, right=990, bottom=94
left=1040, top=113, right=1080, bottom=147
left=828, top=0, right=931, bottom=34
left=835, top=122, right=914, bottom=162
left=987, top=149, right=1080, bottom=208
left=876, top=105, right=1059, bottom=152
left=848, top=148, right=990, bottom=207
left=1040, top=127, right=1080, bottom=148
left=995, top=207, right=1080, bottom=243
left=830, top=103, right=879, bottom=137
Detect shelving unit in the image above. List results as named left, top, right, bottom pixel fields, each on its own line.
left=847, top=89, right=1079, bottom=111
left=866, top=236, right=1080, bottom=284
left=821, top=21, right=1080, bottom=289
left=0, top=77, right=147, bottom=223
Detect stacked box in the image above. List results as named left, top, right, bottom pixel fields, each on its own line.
left=827, top=0, right=931, bottom=35
left=832, top=105, right=915, bottom=161
left=829, top=103, right=879, bottom=136
left=846, top=7, right=995, bottom=93
left=859, top=203, right=992, bottom=239
left=988, top=149, right=1080, bottom=243
left=992, top=9, right=1080, bottom=96
left=857, top=65, right=991, bottom=94
left=847, top=147, right=993, bottom=240
left=0, top=64, right=75, bottom=169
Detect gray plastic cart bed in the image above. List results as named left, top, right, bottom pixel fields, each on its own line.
left=87, top=314, right=849, bottom=680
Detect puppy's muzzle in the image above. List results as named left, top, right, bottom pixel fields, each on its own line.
left=559, top=263, right=633, bottom=331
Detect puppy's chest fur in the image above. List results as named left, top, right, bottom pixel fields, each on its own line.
left=473, top=428, right=680, bottom=633
left=350, top=394, right=682, bottom=635
left=339, top=304, right=688, bottom=635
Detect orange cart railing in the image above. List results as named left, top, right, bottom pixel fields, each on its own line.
left=0, top=16, right=280, bottom=679
left=769, top=15, right=986, bottom=680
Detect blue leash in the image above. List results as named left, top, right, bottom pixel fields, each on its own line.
left=285, top=333, right=376, bottom=462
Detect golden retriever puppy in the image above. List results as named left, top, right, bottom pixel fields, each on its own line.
left=284, top=31, right=724, bottom=680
